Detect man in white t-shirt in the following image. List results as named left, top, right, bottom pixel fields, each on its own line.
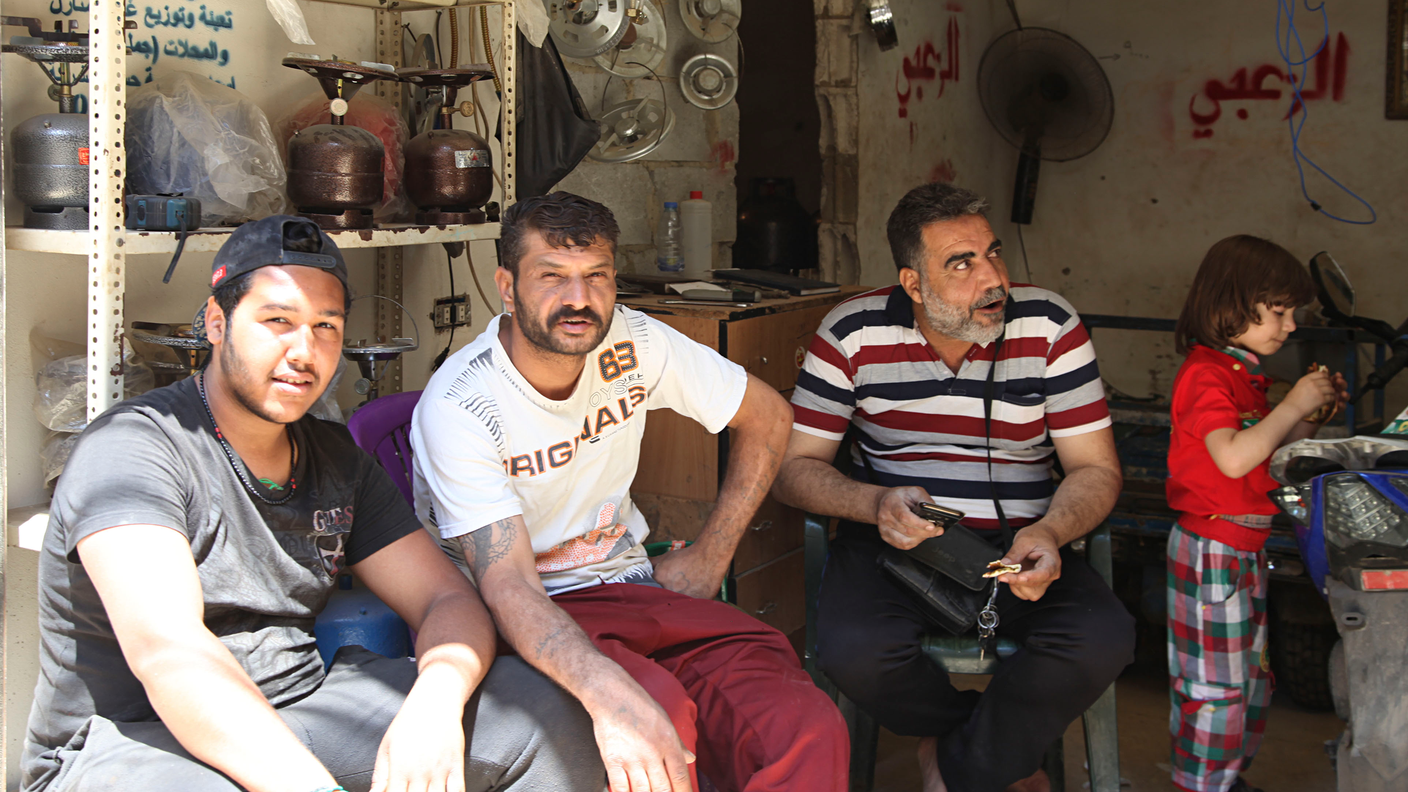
left=411, top=191, right=848, bottom=792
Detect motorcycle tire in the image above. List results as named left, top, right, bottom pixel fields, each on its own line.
left=1271, top=618, right=1338, bottom=711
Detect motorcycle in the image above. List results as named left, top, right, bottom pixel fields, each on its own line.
left=1269, top=252, right=1408, bottom=792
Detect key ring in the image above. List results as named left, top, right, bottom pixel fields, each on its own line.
left=977, top=608, right=998, bottom=631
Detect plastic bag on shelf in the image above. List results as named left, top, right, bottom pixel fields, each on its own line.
left=264, top=0, right=316, bottom=46
left=41, top=430, right=80, bottom=486
left=279, top=90, right=412, bottom=223
left=127, top=71, right=288, bottom=225
left=34, top=352, right=156, bottom=433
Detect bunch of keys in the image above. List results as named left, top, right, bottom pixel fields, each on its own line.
left=977, top=581, right=1001, bottom=660
left=978, top=560, right=1020, bottom=660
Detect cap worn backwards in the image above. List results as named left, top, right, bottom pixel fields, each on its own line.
left=209, top=215, right=349, bottom=293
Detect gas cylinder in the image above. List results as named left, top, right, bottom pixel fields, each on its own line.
left=397, top=66, right=496, bottom=224
left=2, top=19, right=91, bottom=230
left=286, top=125, right=385, bottom=222
left=281, top=57, right=400, bottom=229
left=735, top=177, right=817, bottom=273
left=404, top=128, right=493, bottom=224
left=13, top=113, right=89, bottom=229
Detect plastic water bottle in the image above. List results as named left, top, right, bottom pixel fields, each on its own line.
left=680, top=190, right=713, bottom=277
left=657, top=202, right=683, bottom=272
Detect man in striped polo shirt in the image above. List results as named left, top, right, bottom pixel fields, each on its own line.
left=773, top=182, right=1135, bottom=792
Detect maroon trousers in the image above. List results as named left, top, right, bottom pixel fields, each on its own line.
left=551, top=583, right=848, bottom=792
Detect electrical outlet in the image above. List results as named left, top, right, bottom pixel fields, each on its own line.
left=432, top=294, right=471, bottom=332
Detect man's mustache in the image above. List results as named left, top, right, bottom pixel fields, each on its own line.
left=971, top=287, right=1008, bottom=312
left=548, top=306, right=603, bottom=327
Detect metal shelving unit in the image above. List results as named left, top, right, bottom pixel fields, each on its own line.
left=6, top=223, right=505, bottom=256
left=1, top=2, right=517, bottom=782
left=8, top=0, right=516, bottom=420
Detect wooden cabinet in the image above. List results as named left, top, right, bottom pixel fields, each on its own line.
left=625, top=289, right=862, bottom=640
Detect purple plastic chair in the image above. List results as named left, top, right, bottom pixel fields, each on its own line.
left=347, top=390, right=423, bottom=506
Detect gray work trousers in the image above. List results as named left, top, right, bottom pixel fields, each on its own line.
left=32, top=647, right=605, bottom=792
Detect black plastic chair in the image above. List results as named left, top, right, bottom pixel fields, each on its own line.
left=802, top=515, right=1121, bottom=792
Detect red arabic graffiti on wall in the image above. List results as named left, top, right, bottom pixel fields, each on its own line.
left=1188, top=32, right=1348, bottom=138
left=896, top=16, right=960, bottom=120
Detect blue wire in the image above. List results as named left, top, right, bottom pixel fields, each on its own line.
left=1274, top=0, right=1377, bottom=224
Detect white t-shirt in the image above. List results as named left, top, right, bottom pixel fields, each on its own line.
left=411, top=305, right=749, bottom=594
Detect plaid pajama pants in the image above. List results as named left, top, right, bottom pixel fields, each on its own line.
left=1166, top=524, right=1271, bottom=792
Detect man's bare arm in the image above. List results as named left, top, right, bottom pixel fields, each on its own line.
left=653, top=375, right=794, bottom=597
left=1001, top=427, right=1123, bottom=601
left=772, top=429, right=946, bottom=550
left=79, top=525, right=336, bottom=792
left=350, top=529, right=500, bottom=792
left=459, top=517, right=691, bottom=792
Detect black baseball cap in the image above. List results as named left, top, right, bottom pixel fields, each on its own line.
left=210, top=215, right=349, bottom=293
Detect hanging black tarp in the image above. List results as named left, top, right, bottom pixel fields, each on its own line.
left=511, top=32, right=600, bottom=199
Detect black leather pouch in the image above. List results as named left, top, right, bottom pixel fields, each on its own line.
left=877, top=549, right=989, bottom=635
left=874, top=504, right=1004, bottom=634
left=904, top=511, right=1005, bottom=592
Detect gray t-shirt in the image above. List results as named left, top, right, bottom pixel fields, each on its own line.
left=22, top=377, right=420, bottom=789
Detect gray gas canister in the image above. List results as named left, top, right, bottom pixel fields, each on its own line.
left=2, top=20, right=92, bottom=230
left=12, top=112, right=89, bottom=229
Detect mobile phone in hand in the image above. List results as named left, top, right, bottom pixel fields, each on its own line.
left=911, top=502, right=965, bottom=529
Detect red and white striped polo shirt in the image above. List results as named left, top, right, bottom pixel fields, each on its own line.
left=791, top=284, right=1112, bottom=531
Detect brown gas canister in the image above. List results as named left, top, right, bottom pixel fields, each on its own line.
left=287, top=125, right=385, bottom=216
left=405, top=128, right=493, bottom=223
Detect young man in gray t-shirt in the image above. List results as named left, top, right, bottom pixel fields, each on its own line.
left=22, top=216, right=602, bottom=792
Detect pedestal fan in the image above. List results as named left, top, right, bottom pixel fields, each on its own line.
left=977, top=28, right=1113, bottom=225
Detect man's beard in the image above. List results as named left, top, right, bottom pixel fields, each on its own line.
left=216, top=336, right=315, bottom=424
left=513, top=283, right=611, bottom=356
left=919, top=279, right=1007, bottom=345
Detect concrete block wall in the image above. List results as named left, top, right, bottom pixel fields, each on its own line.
left=813, top=0, right=860, bottom=283
left=553, top=0, right=741, bottom=274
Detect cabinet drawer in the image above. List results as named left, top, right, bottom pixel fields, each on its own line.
left=635, top=410, right=717, bottom=501
left=733, top=548, right=806, bottom=636
left=726, top=304, right=836, bottom=393
left=631, top=492, right=803, bottom=575
left=733, top=497, right=803, bottom=574
left=630, top=491, right=710, bottom=545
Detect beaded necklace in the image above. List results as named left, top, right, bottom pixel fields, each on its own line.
left=197, top=373, right=298, bottom=506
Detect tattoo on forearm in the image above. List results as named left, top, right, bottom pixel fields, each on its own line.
left=460, top=518, right=517, bottom=578
left=534, top=623, right=569, bottom=661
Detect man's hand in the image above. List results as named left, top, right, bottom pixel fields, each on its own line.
left=877, top=486, right=946, bottom=550
left=371, top=687, right=467, bottom=792
left=651, top=543, right=722, bottom=599
left=457, top=516, right=693, bottom=791
left=353, top=531, right=498, bottom=792
left=591, top=686, right=696, bottom=792
left=999, top=524, right=1062, bottom=601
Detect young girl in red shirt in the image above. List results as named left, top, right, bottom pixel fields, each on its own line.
left=1166, top=235, right=1347, bottom=792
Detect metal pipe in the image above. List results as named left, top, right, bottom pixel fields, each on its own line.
left=448, top=6, right=459, bottom=68
left=481, top=5, right=502, bottom=94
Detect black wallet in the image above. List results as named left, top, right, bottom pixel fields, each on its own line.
left=904, top=505, right=1005, bottom=592
left=878, top=548, right=989, bottom=635
left=875, top=504, right=1006, bottom=634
